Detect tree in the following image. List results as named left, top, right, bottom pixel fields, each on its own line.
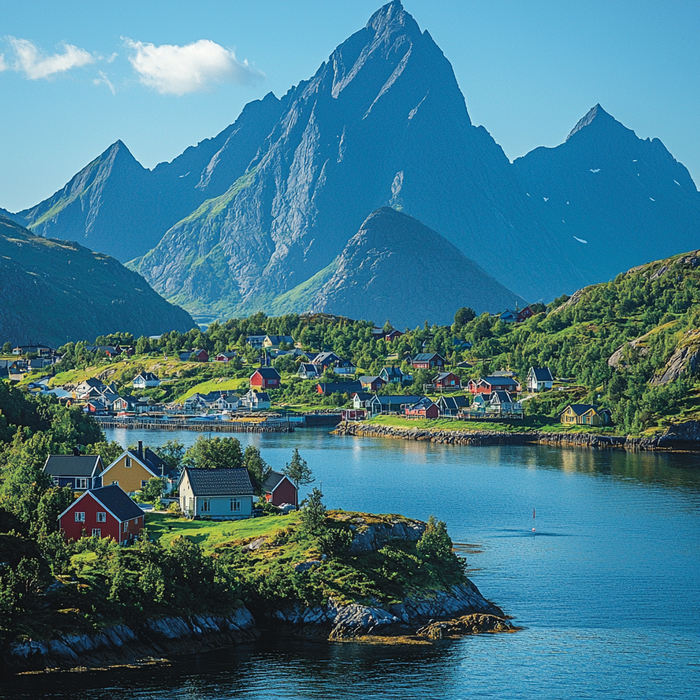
left=416, top=515, right=453, bottom=562
left=454, top=307, right=476, bottom=327
left=300, top=487, right=326, bottom=535
left=273, top=353, right=297, bottom=374
left=34, top=486, right=74, bottom=539
left=283, top=448, right=314, bottom=490
left=84, top=440, right=123, bottom=466
left=2, top=341, right=11, bottom=354
left=158, top=440, right=186, bottom=471
left=141, top=478, right=166, bottom=502
left=183, top=436, right=243, bottom=470
left=243, top=445, right=271, bottom=494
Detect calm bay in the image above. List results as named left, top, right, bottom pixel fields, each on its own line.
left=4, top=427, right=699, bottom=699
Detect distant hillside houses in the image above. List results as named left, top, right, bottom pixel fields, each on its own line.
left=133, top=371, right=160, bottom=389
left=262, top=335, right=295, bottom=349
left=527, top=367, right=554, bottom=392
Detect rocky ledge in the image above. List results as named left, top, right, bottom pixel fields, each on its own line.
left=5, top=608, right=258, bottom=673
left=264, top=580, right=512, bottom=640
left=332, top=420, right=700, bottom=452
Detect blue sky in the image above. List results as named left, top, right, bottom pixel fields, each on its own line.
left=1, top=0, right=698, bottom=212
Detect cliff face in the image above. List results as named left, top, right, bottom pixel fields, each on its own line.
left=0, top=215, right=195, bottom=346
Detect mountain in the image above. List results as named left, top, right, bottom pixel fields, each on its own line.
left=513, top=104, right=700, bottom=283
left=307, top=207, right=525, bottom=328
left=8, top=1, right=699, bottom=323
left=14, top=92, right=286, bottom=262
left=0, top=215, right=195, bottom=347
left=131, top=0, right=580, bottom=320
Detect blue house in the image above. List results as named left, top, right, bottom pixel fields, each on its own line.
left=43, top=454, right=104, bottom=492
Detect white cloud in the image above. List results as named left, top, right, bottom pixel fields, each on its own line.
left=0, top=54, right=7, bottom=72
left=8, top=37, right=94, bottom=79
left=123, top=38, right=263, bottom=95
left=93, top=70, right=116, bottom=95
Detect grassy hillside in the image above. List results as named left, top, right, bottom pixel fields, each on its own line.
left=0, top=215, right=195, bottom=347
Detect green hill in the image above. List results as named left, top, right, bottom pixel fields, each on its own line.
left=0, top=215, right=196, bottom=347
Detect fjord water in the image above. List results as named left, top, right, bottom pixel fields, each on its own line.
left=6, top=428, right=699, bottom=699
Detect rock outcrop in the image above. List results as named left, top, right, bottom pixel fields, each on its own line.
left=651, top=329, right=700, bottom=385
left=5, top=609, right=258, bottom=673
left=266, top=582, right=508, bottom=640
left=332, top=420, right=700, bottom=452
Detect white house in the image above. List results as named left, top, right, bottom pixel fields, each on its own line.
left=488, top=390, right=523, bottom=416
left=526, top=367, right=554, bottom=392
left=179, top=467, right=255, bottom=520
left=240, top=389, right=271, bottom=410
left=133, top=372, right=161, bottom=389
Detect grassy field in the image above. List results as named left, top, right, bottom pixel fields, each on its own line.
left=364, top=414, right=620, bottom=435
left=176, top=376, right=250, bottom=401
left=146, top=511, right=301, bottom=553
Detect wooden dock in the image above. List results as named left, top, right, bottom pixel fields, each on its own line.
left=93, top=417, right=293, bottom=433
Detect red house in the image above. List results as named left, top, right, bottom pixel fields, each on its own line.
left=468, top=376, right=521, bottom=395
left=58, top=485, right=145, bottom=544
left=192, top=349, right=209, bottom=362
left=433, top=372, right=461, bottom=390
left=405, top=397, right=440, bottom=419
left=250, top=367, right=281, bottom=390
left=411, top=353, right=446, bottom=370
left=263, top=471, right=298, bottom=508
left=517, top=305, right=535, bottom=322
left=384, top=330, right=404, bottom=342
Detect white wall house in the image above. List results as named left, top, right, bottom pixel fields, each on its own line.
left=133, top=372, right=161, bottom=389
left=527, top=367, right=554, bottom=392
left=179, top=467, right=255, bottom=520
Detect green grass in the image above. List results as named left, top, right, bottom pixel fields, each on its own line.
left=177, top=376, right=250, bottom=401
left=365, top=413, right=619, bottom=435
left=146, top=512, right=301, bottom=553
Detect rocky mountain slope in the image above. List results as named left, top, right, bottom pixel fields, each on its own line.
left=308, top=208, right=526, bottom=328
left=15, top=93, right=287, bottom=263
left=6, top=1, right=699, bottom=325
left=513, top=104, right=700, bottom=283
left=0, top=215, right=195, bottom=347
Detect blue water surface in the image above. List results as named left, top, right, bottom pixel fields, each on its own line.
left=4, top=428, right=698, bottom=699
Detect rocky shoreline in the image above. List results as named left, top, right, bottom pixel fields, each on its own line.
left=4, top=580, right=512, bottom=674
left=331, top=420, right=700, bottom=452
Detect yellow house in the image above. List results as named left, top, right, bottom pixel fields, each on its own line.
left=561, top=404, right=612, bottom=426
left=100, top=442, right=169, bottom=494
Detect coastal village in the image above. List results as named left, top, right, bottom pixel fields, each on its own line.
left=2, top=306, right=613, bottom=434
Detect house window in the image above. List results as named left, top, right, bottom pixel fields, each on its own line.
left=125, top=457, right=132, bottom=468
left=92, top=528, right=101, bottom=538
left=52, top=477, right=60, bottom=487
left=75, top=512, right=85, bottom=522
left=201, top=499, right=211, bottom=512
left=112, top=480, right=119, bottom=485
left=76, top=478, right=88, bottom=489
left=96, top=512, right=107, bottom=523
left=123, top=521, right=129, bottom=532
left=230, top=499, right=241, bottom=512
left=141, top=480, right=148, bottom=488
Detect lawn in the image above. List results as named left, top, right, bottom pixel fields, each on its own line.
left=146, top=511, right=301, bottom=553
left=365, top=414, right=621, bottom=435
left=176, top=376, right=250, bottom=402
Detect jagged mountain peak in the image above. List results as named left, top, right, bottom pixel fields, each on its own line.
left=567, top=103, right=629, bottom=140
left=366, top=0, right=416, bottom=33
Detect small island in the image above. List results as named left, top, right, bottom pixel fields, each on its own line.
left=2, top=505, right=512, bottom=674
